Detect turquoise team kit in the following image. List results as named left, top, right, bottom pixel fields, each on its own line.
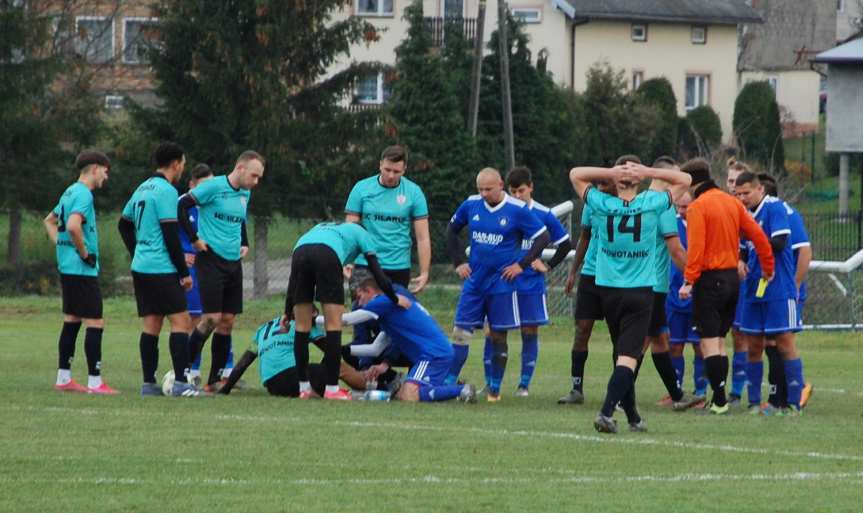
left=190, top=175, right=251, bottom=261
left=122, top=175, right=181, bottom=274
left=53, top=182, right=99, bottom=277
left=294, top=222, right=376, bottom=265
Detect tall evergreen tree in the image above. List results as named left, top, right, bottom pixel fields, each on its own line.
left=733, top=81, right=786, bottom=173
left=635, top=77, right=678, bottom=162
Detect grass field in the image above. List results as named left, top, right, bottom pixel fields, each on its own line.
left=3, top=294, right=863, bottom=513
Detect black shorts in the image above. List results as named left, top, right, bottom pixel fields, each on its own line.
left=264, top=367, right=300, bottom=397
left=60, top=274, right=103, bottom=319
left=132, top=272, right=187, bottom=317
left=196, top=250, right=243, bottom=314
left=693, top=269, right=739, bottom=339
left=647, top=292, right=668, bottom=337
left=356, top=265, right=410, bottom=288
left=287, top=244, right=344, bottom=305
left=599, top=286, right=653, bottom=359
left=574, top=274, right=604, bottom=320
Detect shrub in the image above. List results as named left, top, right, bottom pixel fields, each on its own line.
left=733, top=81, right=785, bottom=173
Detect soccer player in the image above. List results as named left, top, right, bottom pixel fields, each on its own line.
left=345, top=145, right=431, bottom=291
left=444, top=168, right=551, bottom=401
left=43, top=150, right=118, bottom=394
left=570, top=161, right=691, bottom=433
left=283, top=221, right=404, bottom=400
left=501, top=166, right=572, bottom=397
left=179, top=151, right=264, bottom=392
left=348, top=270, right=477, bottom=403
left=118, top=142, right=198, bottom=397
left=678, top=158, right=773, bottom=415
left=560, top=179, right=617, bottom=405
left=665, top=192, right=708, bottom=401
left=735, top=172, right=809, bottom=414
left=725, top=158, right=751, bottom=405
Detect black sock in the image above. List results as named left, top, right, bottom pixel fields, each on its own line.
left=294, top=331, right=310, bottom=381
left=208, top=333, right=230, bottom=385
left=571, top=350, right=588, bottom=392
left=765, top=345, right=787, bottom=407
left=83, top=327, right=103, bottom=376
left=620, top=386, right=641, bottom=424
left=58, top=321, right=82, bottom=370
left=169, top=332, right=190, bottom=384
left=187, top=328, right=210, bottom=369
left=600, top=365, right=635, bottom=418
left=652, top=351, right=683, bottom=401
left=323, top=331, right=342, bottom=386
left=633, top=354, right=644, bottom=381
left=139, top=333, right=159, bottom=384
left=705, top=355, right=728, bottom=406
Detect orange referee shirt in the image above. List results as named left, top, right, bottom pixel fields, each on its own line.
left=684, top=186, right=774, bottom=284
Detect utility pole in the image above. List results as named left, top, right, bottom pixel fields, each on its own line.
left=467, top=0, right=486, bottom=137
left=497, top=0, right=515, bottom=172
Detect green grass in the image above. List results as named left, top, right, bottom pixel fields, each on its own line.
left=3, top=295, right=863, bottom=512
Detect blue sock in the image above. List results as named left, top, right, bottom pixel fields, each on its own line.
left=191, top=351, right=202, bottom=372
left=226, top=337, right=234, bottom=370
left=489, top=344, right=507, bottom=394
left=445, top=344, right=470, bottom=385
left=483, top=337, right=493, bottom=387
left=784, top=358, right=804, bottom=409
left=731, top=351, right=747, bottom=397
left=519, top=333, right=539, bottom=389
left=746, top=361, right=764, bottom=406
left=419, top=385, right=464, bottom=402
left=693, top=356, right=707, bottom=396
left=671, top=355, right=685, bottom=386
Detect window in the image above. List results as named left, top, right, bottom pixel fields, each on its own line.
left=123, top=18, right=158, bottom=64
left=104, top=95, right=125, bottom=110
left=767, top=77, right=778, bottom=93
left=691, top=25, right=707, bottom=44
left=631, top=23, right=647, bottom=42
left=356, top=72, right=391, bottom=104
left=838, top=0, right=845, bottom=12
left=75, top=16, right=114, bottom=63
left=685, top=74, right=710, bottom=110
left=511, top=7, right=542, bottom=23
left=356, top=0, right=393, bottom=16
left=632, top=70, right=644, bottom=90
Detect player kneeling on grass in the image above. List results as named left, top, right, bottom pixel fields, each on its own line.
left=346, top=270, right=477, bottom=403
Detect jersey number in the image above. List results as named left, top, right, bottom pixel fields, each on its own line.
left=262, top=320, right=277, bottom=340
left=133, top=201, right=146, bottom=230
left=57, top=206, right=66, bottom=232
left=606, top=214, right=642, bottom=242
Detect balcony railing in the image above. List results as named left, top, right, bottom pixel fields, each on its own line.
left=423, top=17, right=478, bottom=47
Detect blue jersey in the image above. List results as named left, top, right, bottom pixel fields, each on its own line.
left=785, top=202, right=810, bottom=302
left=579, top=205, right=600, bottom=277
left=450, top=194, right=547, bottom=295
left=52, top=182, right=99, bottom=277
left=121, top=174, right=182, bottom=274
left=515, top=200, right=570, bottom=294
left=178, top=202, right=199, bottom=254
left=652, top=205, right=679, bottom=293
left=743, top=196, right=796, bottom=303
left=666, top=216, right=691, bottom=312
left=189, top=175, right=250, bottom=261
left=360, top=285, right=453, bottom=363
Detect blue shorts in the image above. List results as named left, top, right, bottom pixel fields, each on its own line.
left=517, top=292, right=549, bottom=327
left=454, top=290, right=520, bottom=331
left=739, top=298, right=802, bottom=335
left=797, top=299, right=805, bottom=327
left=732, top=287, right=745, bottom=329
left=667, top=309, right=700, bottom=344
left=406, top=357, right=451, bottom=387
left=185, top=265, right=202, bottom=316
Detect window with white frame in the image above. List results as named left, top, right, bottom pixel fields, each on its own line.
left=632, top=70, right=644, bottom=90
left=356, top=72, right=391, bottom=104
left=511, top=7, right=542, bottom=23
left=838, top=0, right=845, bottom=12
left=104, top=95, right=125, bottom=110
left=123, top=17, right=158, bottom=64
left=356, top=0, right=394, bottom=16
left=631, top=23, right=647, bottom=42
left=767, top=76, right=778, bottom=93
left=75, top=16, right=114, bottom=63
left=691, top=25, right=707, bottom=44
left=685, top=74, right=710, bottom=110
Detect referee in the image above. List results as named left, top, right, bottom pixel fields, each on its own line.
left=677, top=158, right=774, bottom=415
left=345, top=145, right=431, bottom=292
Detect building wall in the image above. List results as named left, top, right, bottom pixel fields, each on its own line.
left=739, top=70, right=821, bottom=132
left=837, top=0, right=863, bottom=41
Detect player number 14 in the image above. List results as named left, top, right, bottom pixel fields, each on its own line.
left=607, top=214, right=642, bottom=242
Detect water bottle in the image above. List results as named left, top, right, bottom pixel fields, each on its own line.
left=363, top=390, right=391, bottom=401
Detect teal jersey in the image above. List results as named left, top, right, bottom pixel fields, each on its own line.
left=190, top=175, right=250, bottom=261
left=345, top=175, right=428, bottom=269
left=652, top=204, right=679, bottom=293
left=579, top=204, right=601, bottom=277
left=52, top=182, right=99, bottom=276
left=122, top=175, right=181, bottom=274
left=294, top=222, right=375, bottom=265
left=249, top=317, right=324, bottom=385
left=584, top=187, right=672, bottom=289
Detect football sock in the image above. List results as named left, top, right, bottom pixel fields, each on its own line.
left=323, top=331, right=342, bottom=386
left=87, top=375, right=103, bottom=389
left=208, top=333, right=230, bottom=385
left=83, top=327, right=102, bottom=377
left=294, top=331, right=311, bottom=381
left=572, top=350, right=588, bottom=392
left=765, top=345, right=783, bottom=407
left=731, top=351, right=747, bottom=397
left=784, top=358, right=804, bottom=409
left=652, top=351, right=683, bottom=401
left=169, top=332, right=190, bottom=384
left=419, top=385, right=463, bottom=402
left=519, top=332, right=539, bottom=389
left=57, top=321, right=81, bottom=371
left=600, top=365, right=635, bottom=418
left=489, top=340, right=508, bottom=394
left=191, top=352, right=202, bottom=372
left=693, top=355, right=707, bottom=396
left=619, top=386, right=641, bottom=424
left=187, top=328, right=210, bottom=369
left=56, top=369, right=72, bottom=385
left=223, top=339, right=235, bottom=377
left=482, top=337, right=493, bottom=387
left=446, top=344, right=469, bottom=385
left=299, top=381, right=311, bottom=393
left=633, top=354, right=644, bottom=380
left=704, top=355, right=728, bottom=407
left=139, top=333, right=159, bottom=384
left=325, top=385, right=340, bottom=395
left=746, top=360, right=764, bottom=406
left=671, top=355, right=685, bottom=387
